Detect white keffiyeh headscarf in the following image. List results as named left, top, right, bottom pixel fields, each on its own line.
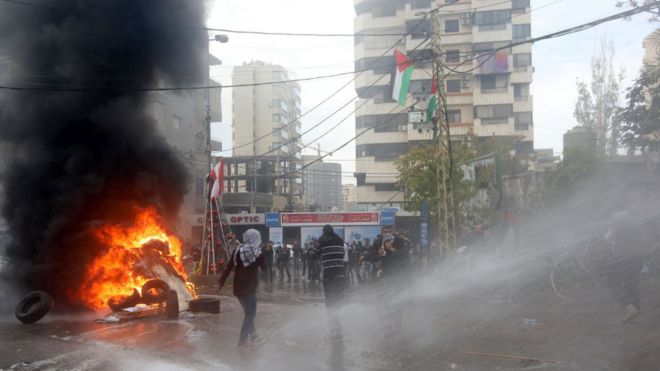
left=237, top=229, right=262, bottom=267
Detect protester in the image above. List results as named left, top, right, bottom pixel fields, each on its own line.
left=261, top=241, right=274, bottom=282
left=307, top=238, right=321, bottom=282
left=373, top=232, right=410, bottom=335
left=347, top=243, right=361, bottom=284
left=301, top=243, right=309, bottom=278
left=292, top=240, right=302, bottom=275
left=318, top=224, right=348, bottom=339
left=218, top=229, right=267, bottom=346
left=605, top=221, right=646, bottom=322
left=277, top=243, right=292, bottom=282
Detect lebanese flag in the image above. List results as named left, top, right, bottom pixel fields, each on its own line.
left=392, top=49, right=414, bottom=106
left=210, top=158, right=224, bottom=199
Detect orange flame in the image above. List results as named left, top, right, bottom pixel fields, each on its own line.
left=76, top=206, right=187, bottom=310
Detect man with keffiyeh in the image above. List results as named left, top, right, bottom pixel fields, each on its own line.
left=218, top=229, right=267, bottom=346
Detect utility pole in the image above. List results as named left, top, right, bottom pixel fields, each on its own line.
left=430, top=7, right=456, bottom=260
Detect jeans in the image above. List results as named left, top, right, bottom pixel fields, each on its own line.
left=293, top=256, right=300, bottom=273
left=278, top=259, right=291, bottom=281
left=237, top=293, right=257, bottom=344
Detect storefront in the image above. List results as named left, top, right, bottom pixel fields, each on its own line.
left=265, top=211, right=396, bottom=246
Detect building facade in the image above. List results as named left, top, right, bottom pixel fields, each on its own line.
left=302, top=155, right=343, bottom=211
left=353, top=0, right=534, bottom=211
left=342, top=184, right=358, bottom=211
left=227, top=61, right=303, bottom=210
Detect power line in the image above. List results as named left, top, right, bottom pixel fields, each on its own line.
left=221, top=20, right=433, bottom=154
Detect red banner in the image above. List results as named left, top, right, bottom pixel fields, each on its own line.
left=280, top=212, right=380, bottom=226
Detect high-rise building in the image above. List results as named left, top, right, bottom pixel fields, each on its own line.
left=353, top=0, right=534, bottom=211
left=225, top=61, right=303, bottom=210
left=302, top=155, right=342, bottom=211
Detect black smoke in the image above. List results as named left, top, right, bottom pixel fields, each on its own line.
left=0, top=0, right=207, bottom=308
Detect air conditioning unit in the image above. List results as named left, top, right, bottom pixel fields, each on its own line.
left=398, top=124, right=407, bottom=132
left=461, top=79, right=471, bottom=89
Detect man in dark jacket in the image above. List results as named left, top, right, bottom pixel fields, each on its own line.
left=292, top=240, right=302, bottom=275
left=261, top=242, right=274, bottom=282
left=318, top=224, right=347, bottom=339
left=218, top=229, right=267, bottom=346
left=276, top=243, right=292, bottom=281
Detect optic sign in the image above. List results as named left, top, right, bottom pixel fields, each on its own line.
left=280, top=212, right=380, bottom=226
left=225, top=213, right=265, bottom=225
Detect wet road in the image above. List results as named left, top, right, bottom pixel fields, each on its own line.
left=3, top=272, right=660, bottom=370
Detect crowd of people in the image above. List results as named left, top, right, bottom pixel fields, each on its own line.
left=252, top=226, right=414, bottom=286
left=217, top=225, right=413, bottom=346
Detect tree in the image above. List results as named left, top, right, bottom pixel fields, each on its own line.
left=573, top=38, right=625, bottom=157
left=395, top=135, right=527, bottom=232
left=617, top=66, right=660, bottom=153
left=616, top=1, right=660, bottom=22
left=396, top=143, right=475, bottom=233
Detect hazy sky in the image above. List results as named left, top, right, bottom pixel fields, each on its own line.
left=208, top=0, right=657, bottom=184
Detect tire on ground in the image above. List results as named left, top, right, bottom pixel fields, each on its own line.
left=188, top=297, right=220, bottom=314
left=15, top=291, right=54, bottom=324
left=165, top=290, right=179, bottom=319
left=108, top=288, right=141, bottom=312
left=141, top=279, right=170, bottom=304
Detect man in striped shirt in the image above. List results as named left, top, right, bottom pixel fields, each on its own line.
left=318, top=224, right=347, bottom=339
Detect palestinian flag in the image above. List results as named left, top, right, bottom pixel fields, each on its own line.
left=426, top=74, right=438, bottom=123
left=392, top=49, right=414, bottom=105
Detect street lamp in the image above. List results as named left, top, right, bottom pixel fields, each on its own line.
left=206, top=34, right=228, bottom=175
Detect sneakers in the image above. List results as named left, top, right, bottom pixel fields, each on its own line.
left=623, top=304, right=640, bottom=322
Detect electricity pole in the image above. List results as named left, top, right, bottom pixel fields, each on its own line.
left=430, top=7, right=456, bottom=259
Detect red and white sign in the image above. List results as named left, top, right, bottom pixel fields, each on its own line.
left=226, top=213, right=264, bottom=225
left=280, top=212, right=380, bottom=226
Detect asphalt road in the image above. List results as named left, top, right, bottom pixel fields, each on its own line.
left=3, top=269, right=660, bottom=370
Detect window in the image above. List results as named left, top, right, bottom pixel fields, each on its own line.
left=406, top=19, right=432, bottom=39
left=474, top=10, right=511, bottom=30
left=375, top=184, right=399, bottom=192
left=273, top=113, right=288, bottom=124
left=355, top=56, right=393, bottom=74
left=373, top=4, right=396, bottom=18
left=514, top=83, right=530, bottom=101
left=475, top=104, right=513, bottom=124
left=272, top=71, right=287, bottom=81
left=447, top=80, right=461, bottom=93
left=172, top=116, right=181, bottom=130
left=272, top=99, right=288, bottom=112
left=480, top=75, right=508, bottom=93
left=512, top=0, right=530, bottom=9
left=446, top=49, right=460, bottom=63
left=411, top=0, right=432, bottom=9
left=408, top=49, right=434, bottom=68
left=445, top=19, right=459, bottom=33
left=515, top=112, right=533, bottom=130
left=513, top=53, right=532, bottom=69
left=513, top=24, right=531, bottom=40
left=357, top=113, right=408, bottom=131
left=447, top=110, right=462, bottom=124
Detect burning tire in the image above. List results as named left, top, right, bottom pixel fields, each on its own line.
left=141, top=279, right=170, bottom=304
left=165, top=290, right=179, bottom=319
left=188, top=297, right=220, bottom=314
left=15, top=291, right=54, bottom=324
left=108, top=288, right=141, bottom=312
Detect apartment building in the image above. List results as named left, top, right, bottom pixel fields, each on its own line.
left=353, top=0, right=534, bottom=212
left=227, top=61, right=303, bottom=210
left=302, top=155, right=343, bottom=211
